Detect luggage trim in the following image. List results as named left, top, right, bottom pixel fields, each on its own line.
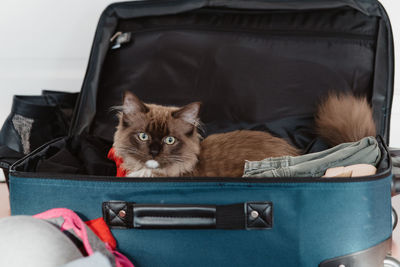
left=319, top=237, right=391, bottom=267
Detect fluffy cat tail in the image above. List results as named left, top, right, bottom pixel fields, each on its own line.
left=315, top=93, right=376, bottom=146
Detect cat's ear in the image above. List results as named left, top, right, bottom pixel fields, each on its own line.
left=172, top=102, right=201, bottom=125
left=122, top=91, right=149, bottom=114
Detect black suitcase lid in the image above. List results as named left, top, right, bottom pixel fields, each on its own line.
left=70, top=0, right=394, bottom=149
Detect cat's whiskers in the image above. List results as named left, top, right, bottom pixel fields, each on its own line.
left=165, top=155, right=193, bottom=162
left=113, top=92, right=202, bottom=177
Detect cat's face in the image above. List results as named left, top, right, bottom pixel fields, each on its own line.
left=113, top=91, right=201, bottom=177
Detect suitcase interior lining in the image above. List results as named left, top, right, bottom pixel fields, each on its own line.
left=12, top=6, right=391, bottom=179
left=92, top=7, right=378, bottom=143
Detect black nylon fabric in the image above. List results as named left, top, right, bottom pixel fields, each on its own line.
left=71, top=0, right=393, bottom=142
left=93, top=8, right=378, bottom=143
left=24, top=135, right=116, bottom=176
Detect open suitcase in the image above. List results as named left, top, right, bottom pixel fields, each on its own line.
left=8, top=0, right=398, bottom=266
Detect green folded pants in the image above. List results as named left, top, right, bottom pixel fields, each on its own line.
left=243, top=136, right=381, bottom=178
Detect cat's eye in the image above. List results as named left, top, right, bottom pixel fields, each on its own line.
left=138, top=132, right=149, bottom=141
left=164, top=136, right=176, bottom=145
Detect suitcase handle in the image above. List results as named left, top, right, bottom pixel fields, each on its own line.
left=102, top=201, right=272, bottom=230
left=390, top=148, right=400, bottom=195
left=393, top=175, right=400, bottom=195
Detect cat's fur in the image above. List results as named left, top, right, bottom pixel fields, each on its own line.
left=315, top=94, right=376, bottom=146
left=113, top=92, right=376, bottom=177
left=113, top=92, right=202, bottom=177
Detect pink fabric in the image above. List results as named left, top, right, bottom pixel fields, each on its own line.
left=33, top=208, right=134, bottom=267
left=33, top=208, right=94, bottom=255
left=105, top=243, right=135, bottom=267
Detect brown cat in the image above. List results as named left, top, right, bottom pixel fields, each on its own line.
left=113, top=92, right=376, bottom=177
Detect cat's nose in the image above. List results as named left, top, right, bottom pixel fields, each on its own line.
left=150, top=149, right=160, bottom=157
left=149, top=143, right=161, bottom=157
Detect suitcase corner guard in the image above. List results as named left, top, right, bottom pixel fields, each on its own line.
left=319, top=238, right=392, bottom=267
left=102, top=201, right=273, bottom=230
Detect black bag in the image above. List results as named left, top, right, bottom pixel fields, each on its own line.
left=0, top=90, right=79, bottom=183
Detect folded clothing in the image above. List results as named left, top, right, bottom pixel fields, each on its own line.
left=322, top=164, right=377, bottom=178
left=34, top=208, right=134, bottom=267
left=0, top=208, right=134, bottom=267
left=243, top=136, right=381, bottom=178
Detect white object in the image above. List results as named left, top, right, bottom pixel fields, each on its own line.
left=0, top=216, right=83, bottom=267
left=145, top=160, right=160, bottom=169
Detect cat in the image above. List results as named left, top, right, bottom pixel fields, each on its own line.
left=112, top=91, right=376, bottom=177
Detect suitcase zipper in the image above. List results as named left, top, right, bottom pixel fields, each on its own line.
left=110, top=32, right=132, bottom=50
left=132, top=26, right=374, bottom=40
left=9, top=125, right=390, bottom=184
left=110, top=25, right=374, bottom=51
left=9, top=168, right=391, bottom=183
left=9, top=136, right=391, bottom=184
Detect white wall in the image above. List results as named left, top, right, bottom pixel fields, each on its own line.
left=0, top=0, right=120, bottom=95
left=0, top=0, right=399, bottom=145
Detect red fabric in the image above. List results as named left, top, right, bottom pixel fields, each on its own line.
left=108, top=147, right=127, bottom=177
left=85, top=218, right=117, bottom=250
left=85, top=217, right=134, bottom=267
